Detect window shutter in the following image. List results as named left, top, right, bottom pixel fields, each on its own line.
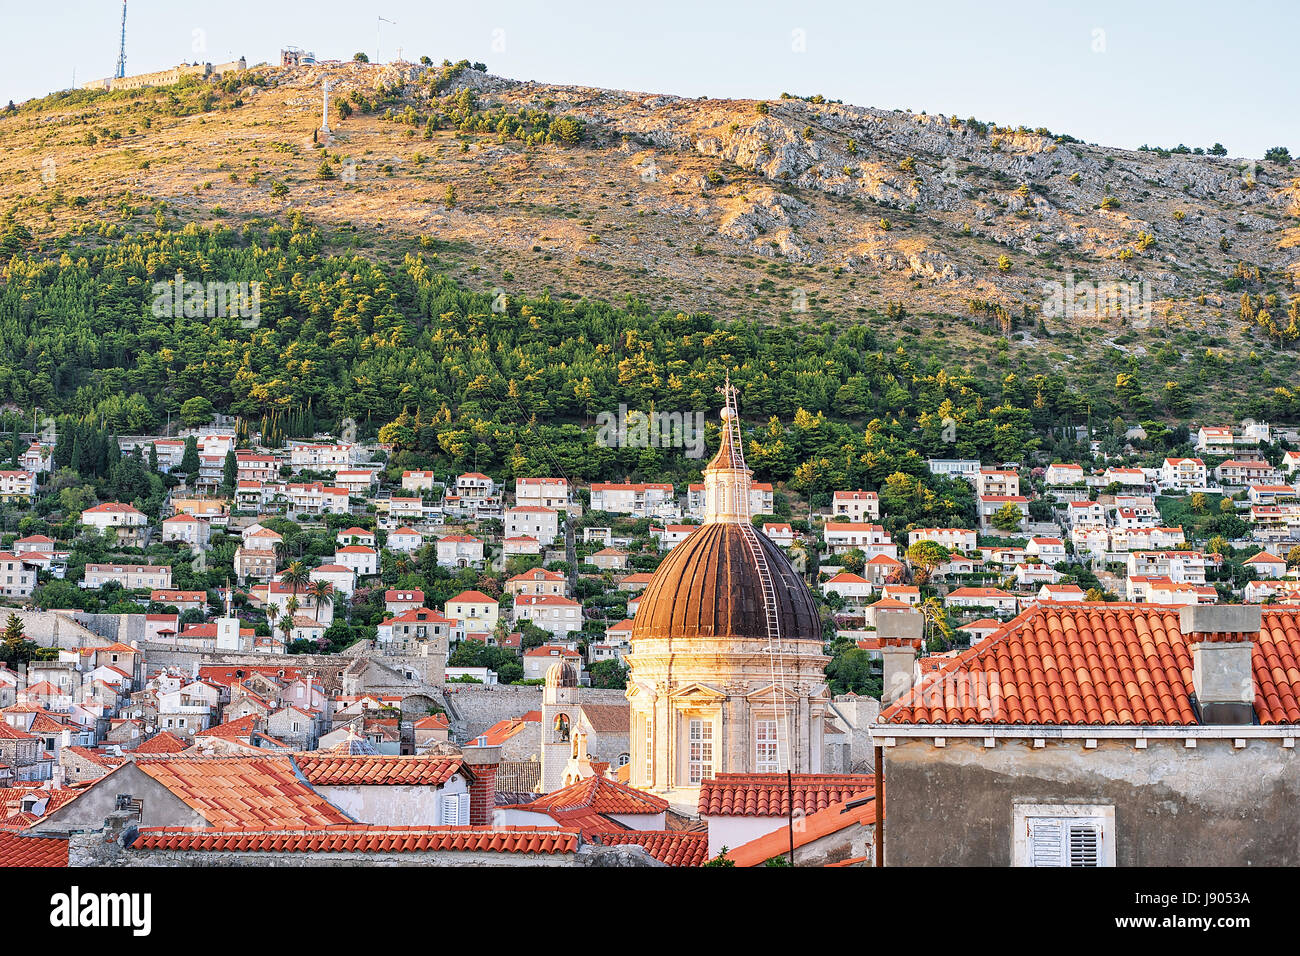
left=1068, top=823, right=1100, bottom=867
left=440, top=794, right=459, bottom=826
left=440, top=793, right=469, bottom=826
left=1028, top=818, right=1065, bottom=866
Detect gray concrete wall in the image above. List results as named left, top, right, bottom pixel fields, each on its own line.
left=883, top=735, right=1300, bottom=866
left=40, top=764, right=209, bottom=833
left=12, top=610, right=106, bottom=649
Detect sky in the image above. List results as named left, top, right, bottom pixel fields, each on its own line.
left=2, top=0, right=1297, bottom=158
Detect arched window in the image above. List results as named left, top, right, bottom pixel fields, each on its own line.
left=554, top=713, right=570, bottom=741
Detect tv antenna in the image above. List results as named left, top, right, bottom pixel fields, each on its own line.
left=377, top=16, right=396, bottom=63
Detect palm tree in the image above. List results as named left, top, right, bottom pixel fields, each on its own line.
left=278, top=614, right=294, bottom=651
left=307, top=580, right=335, bottom=623
left=284, top=596, right=300, bottom=623
left=280, top=560, right=310, bottom=598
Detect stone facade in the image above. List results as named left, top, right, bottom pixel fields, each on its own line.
left=880, top=733, right=1300, bottom=866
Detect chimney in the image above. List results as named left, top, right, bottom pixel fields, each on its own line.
left=877, top=608, right=925, bottom=706
left=1179, top=604, right=1260, bottom=725
left=460, top=742, right=501, bottom=826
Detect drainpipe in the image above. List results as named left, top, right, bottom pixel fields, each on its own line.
left=874, top=743, right=884, bottom=867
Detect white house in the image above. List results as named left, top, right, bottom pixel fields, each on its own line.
left=333, top=545, right=379, bottom=577
left=589, top=482, right=677, bottom=518
left=515, top=477, right=574, bottom=510
left=944, top=587, right=1019, bottom=617
left=907, top=528, right=977, bottom=552
left=1244, top=551, right=1287, bottom=579
left=1158, top=458, right=1207, bottom=491
left=831, top=490, right=880, bottom=522
left=402, top=470, right=437, bottom=492
left=0, top=470, right=36, bottom=500
left=820, top=572, right=872, bottom=603
left=823, top=523, right=895, bottom=557
left=386, top=527, right=423, bottom=553
left=0, top=552, right=37, bottom=598
left=81, top=502, right=147, bottom=532
left=161, top=514, right=210, bottom=548
left=1044, top=463, right=1084, bottom=486
left=513, top=594, right=582, bottom=638
left=436, top=535, right=484, bottom=569
left=505, top=506, right=559, bottom=547
left=1025, top=537, right=1067, bottom=561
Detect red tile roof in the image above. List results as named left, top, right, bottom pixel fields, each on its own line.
left=129, top=757, right=352, bottom=828
left=133, top=731, right=190, bottom=754
left=590, top=829, right=708, bottom=866
left=880, top=603, right=1300, bottom=726
left=724, top=789, right=878, bottom=867
left=292, top=755, right=463, bottom=787
left=130, top=825, right=579, bottom=856
left=698, top=773, right=877, bottom=817
left=503, top=774, right=668, bottom=825
left=0, top=830, right=68, bottom=867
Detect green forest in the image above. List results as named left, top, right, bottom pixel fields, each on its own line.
left=3, top=218, right=1296, bottom=497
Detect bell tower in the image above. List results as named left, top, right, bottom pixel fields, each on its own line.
left=540, top=661, right=579, bottom=793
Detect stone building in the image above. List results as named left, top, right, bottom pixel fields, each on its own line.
left=626, top=386, right=830, bottom=812
left=874, top=603, right=1300, bottom=866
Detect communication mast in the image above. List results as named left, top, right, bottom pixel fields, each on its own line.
left=115, top=1, right=128, bottom=79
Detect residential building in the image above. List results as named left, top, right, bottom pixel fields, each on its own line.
left=589, top=482, right=677, bottom=518
left=831, top=490, right=881, bottom=522
left=907, top=528, right=977, bottom=552
left=0, top=470, right=36, bottom=500
left=334, top=545, right=379, bottom=577
left=436, top=535, right=484, bottom=569
left=505, top=568, right=568, bottom=598
left=873, top=604, right=1300, bottom=866
left=514, top=594, right=582, bottom=639
left=505, top=505, right=560, bottom=546
left=1158, top=458, right=1207, bottom=491
left=515, top=477, right=575, bottom=510
left=82, top=564, right=172, bottom=590
left=445, top=591, right=500, bottom=634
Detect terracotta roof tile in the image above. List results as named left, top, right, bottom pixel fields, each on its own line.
left=698, top=773, right=876, bottom=817
left=292, top=755, right=463, bottom=787
left=590, top=829, right=708, bottom=866
left=130, top=825, right=578, bottom=855
left=133, top=731, right=190, bottom=754
left=501, top=774, right=668, bottom=832
left=131, top=757, right=351, bottom=828
left=724, top=789, right=878, bottom=867
left=880, top=603, right=1300, bottom=726
left=0, top=830, right=68, bottom=867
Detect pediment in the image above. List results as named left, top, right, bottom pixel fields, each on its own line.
left=667, top=681, right=726, bottom=701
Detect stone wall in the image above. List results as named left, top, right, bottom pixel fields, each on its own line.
left=444, top=683, right=629, bottom=740
left=882, top=734, right=1300, bottom=866
left=12, top=610, right=106, bottom=650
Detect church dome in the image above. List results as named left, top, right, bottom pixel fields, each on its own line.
left=630, top=523, right=820, bottom=642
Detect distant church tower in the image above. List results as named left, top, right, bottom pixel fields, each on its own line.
left=626, top=377, right=830, bottom=811
left=540, top=661, right=579, bottom=793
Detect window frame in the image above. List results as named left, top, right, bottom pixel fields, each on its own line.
left=1012, top=804, right=1116, bottom=867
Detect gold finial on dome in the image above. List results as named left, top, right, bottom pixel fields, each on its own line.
left=703, top=373, right=753, bottom=524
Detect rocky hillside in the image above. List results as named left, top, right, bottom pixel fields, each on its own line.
left=2, top=60, right=1297, bottom=352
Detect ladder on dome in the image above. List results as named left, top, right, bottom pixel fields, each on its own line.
left=722, top=377, right=791, bottom=774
